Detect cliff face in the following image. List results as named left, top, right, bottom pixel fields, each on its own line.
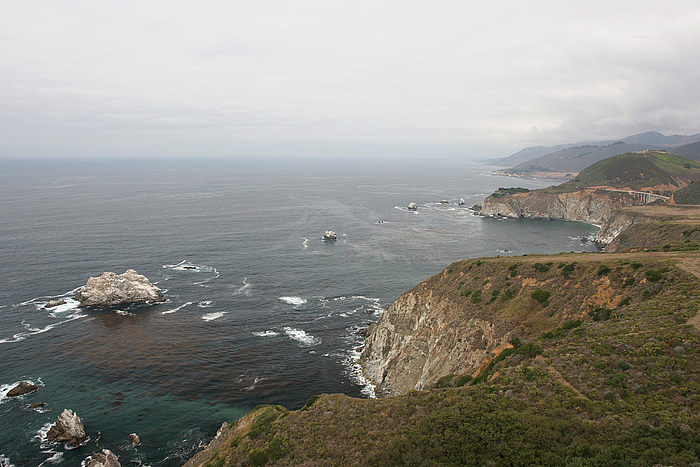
left=480, top=189, right=647, bottom=244
left=360, top=287, right=509, bottom=396
left=360, top=256, right=633, bottom=396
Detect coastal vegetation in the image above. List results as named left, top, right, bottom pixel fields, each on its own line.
left=186, top=150, right=700, bottom=467
left=187, top=248, right=699, bottom=466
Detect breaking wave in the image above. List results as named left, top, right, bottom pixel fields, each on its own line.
left=278, top=296, right=307, bottom=306
left=283, top=327, right=320, bottom=346
left=201, top=312, right=227, bottom=321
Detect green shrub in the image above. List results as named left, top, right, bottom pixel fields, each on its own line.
left=454, top=374, right=473, bottom=386
left=609, top=374, right=626, bottom=388
left=542, top=320, right=582, bottom=338
left=597, top=265, right=611, bottom=276
left=645, top=270, right=664, bottom=282
left=508, top=263, right=519, bottom=277
left=509, top=337, right=522, bottom=348
left=518, top=342, right=543, bottom=358
left=533, top=262, right=550, bottom=273
left=561, top=262, right=576, bottom=279
left=590, top=307, right=612, bottom=321
left=460, top=289, right=472, bottom=298
left=670, top=374, right=682, bottom=384
left=501, top=288, right=515, bottom=301
left=618, top=297, right=631, bottom=307
left=618, top=361, right=630, bottom=371
left=622, top=277, right=635, bottom=288
left=303, top=394, right=320, bottom=410
left=531, top=288, right=551, bottom=306
left=471, top=290, right=482, bottom=303
left=630, top=262, right=643, bottom=270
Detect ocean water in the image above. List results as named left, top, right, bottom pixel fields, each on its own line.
left=0, top=157, right=599, bottom=465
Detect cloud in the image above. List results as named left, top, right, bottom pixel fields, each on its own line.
left=1, top=0, right=699, bottom=158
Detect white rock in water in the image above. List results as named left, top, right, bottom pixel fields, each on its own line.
left=407, top=202, right=418, bottom=210
left=75, top=269, right=165, bottom=307
left=84, top=449, right=121, bottom=467
left=46, top=409, right=87, bottom=447
left=459, top=198, right=465, bottom=205
left=323, top=230, right=337, bottom=240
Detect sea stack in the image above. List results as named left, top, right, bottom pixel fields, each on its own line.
left=323, top=231, right=337, bottom=240
left=407, top=202, right=418, bottom=211
left=46, top=409, right=87, bottom=447
left=6, top=381, right=38, bottom=397
left=75, top=269, right=165, bottom=307
left=440, top=200, right=449, bottom=204
left=84, top=449, right=121, bottom=467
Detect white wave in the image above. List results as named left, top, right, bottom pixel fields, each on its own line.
left=496, top=248, right=511, bottom=254
left=283, top=327, right=320, bottom=346
left=194, top=271, right=219, bottom=286
left=162, top=260, right=218, bottom=282
left=17, top=286, right=82, bottom=307
left=299, top=236, right=309, bottom=248
left=0, top=313, right=88, bottom=345
left=278, top=296, right=307, bottom=306
left=201, top=312, right=227, bottom=321
left=0, top=454, right=14, bottom=467
left=343, top=328, right=377, bottom=398
left=197, top=300, right=214, bottom=308
left=232, top=277, right=252, bottom=296
left=252, top=330, right=279, bottom=337
left=115, top=310, right=135, bottom=316
left=1, top=378, right=42, bottom=403
left=34, top=422, right=53, bottom=449
left=161, top=301, right=193, bottom=315
left=243, top=377, right=264, bottom=391
left=38, top=452, right=63, bottom=465
left=45, top=298, right=81, bottom=318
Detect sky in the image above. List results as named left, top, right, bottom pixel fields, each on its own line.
left=1, top=0, right=700, bottom=159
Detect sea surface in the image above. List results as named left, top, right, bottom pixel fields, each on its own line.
left=0, top=157, right=599, bottom=466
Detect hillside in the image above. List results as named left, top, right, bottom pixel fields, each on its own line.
left=674, top=141, right=700, bottom=161
left=186, top=252, right=700, bottom=466
left=555, top=151, right=700, bottom=194
left=496, top=131, right=700, bottom=177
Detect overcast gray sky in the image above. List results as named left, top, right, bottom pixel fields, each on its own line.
left=2, top=0, right=699, bottom=159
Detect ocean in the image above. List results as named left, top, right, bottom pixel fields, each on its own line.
left=0, top=157, right=599, bottom=466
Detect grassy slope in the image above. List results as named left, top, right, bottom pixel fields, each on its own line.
left=674, top=181, right=700, bottom=204
left=552, top=151, right=700, bottom=193
left=187, top=253, right=700, bottom=467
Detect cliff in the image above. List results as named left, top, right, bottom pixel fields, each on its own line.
left=186, top=251, right=700, bottom=466
left=480, top=188, right=648, bottom=243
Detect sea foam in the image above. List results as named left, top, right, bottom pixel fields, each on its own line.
left=278, top=296, right=307, bottom=306
left=252, top=330, right=279, bottom=337
left=283, top=327, right=320, bottom=346
left=201, top=312, right=226, bottom=321
left=161, top=301, right=193, bottom=315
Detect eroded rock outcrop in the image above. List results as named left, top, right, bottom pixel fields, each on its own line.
left=75, top=269, right=164, bottom=307
left=7, top=381, right=38, bottom=397
left=361, top=288, right=510, bottom=396
left=481, top=189, right=645, bottom=244
left=84, top=449, right=121, bottom=467
left=46, top=409, right=86, bottom=447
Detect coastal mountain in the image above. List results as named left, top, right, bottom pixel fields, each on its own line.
left=185, top=152, right=700, bottom=466
left=674, top=140, right=700, bottom=161
left=496, top=131, right=700, bottom=177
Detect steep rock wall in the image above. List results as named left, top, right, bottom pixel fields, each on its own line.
left=360, top=288, right=508, bottom=396
left=360, top=257, right=631, bottom=396
left=480, top=190, right=642, bottom=243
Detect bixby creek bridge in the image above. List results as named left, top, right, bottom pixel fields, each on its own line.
left=585, top=187, right=671, bottom=204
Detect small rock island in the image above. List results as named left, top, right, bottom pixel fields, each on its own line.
left=75, top=269, right=165, bottom=307
left=322, top=230, right=337, bottom=240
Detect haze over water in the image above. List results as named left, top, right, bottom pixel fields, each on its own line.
left=0, top=157, right=599, bottom=465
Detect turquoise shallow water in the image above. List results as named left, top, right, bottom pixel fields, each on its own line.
left=0, top=157, right=599, bottom=465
